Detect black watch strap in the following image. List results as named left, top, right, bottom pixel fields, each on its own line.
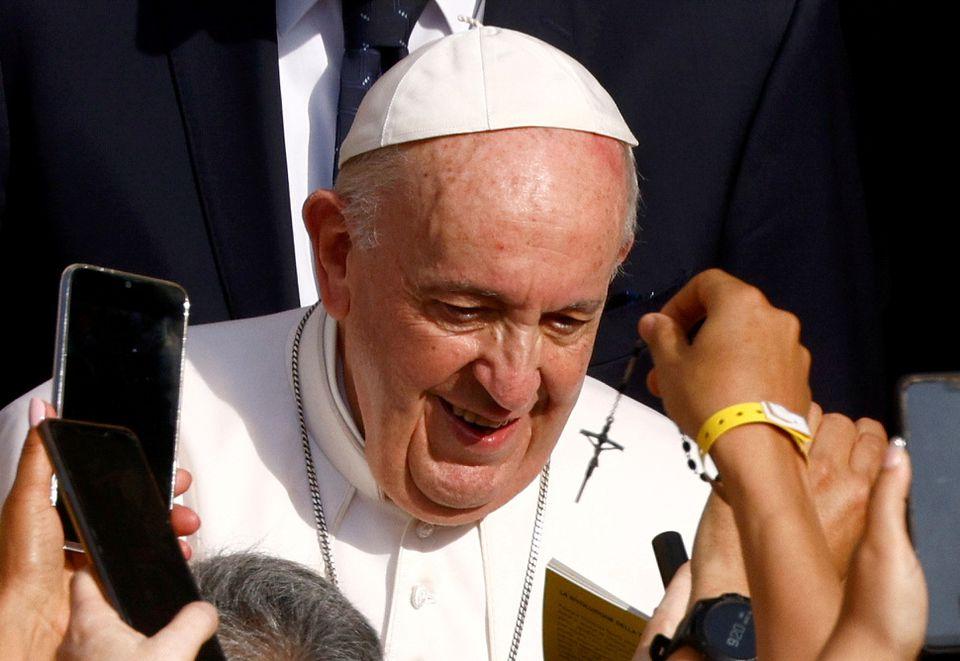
left=656, top=593, right=755, bottom=661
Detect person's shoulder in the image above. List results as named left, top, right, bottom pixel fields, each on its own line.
left=184, top=307, right=306, bottom=372
left=187, top=307, right=306, bottom=349
left=178, top=307, right=308, bottom=431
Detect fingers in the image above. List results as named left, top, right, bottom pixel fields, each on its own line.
left=7, top=429, right=55, bottom=508
left=657, top=269, right=748, bottom=333
left=806, top=402, right=823, bottom=435
left=807, top=414, right=887, bottom=478
left=645, top=368, right=660, bottom=398
left=639, top=562, right=692, bottom=654
left=808, top=413, right=857, bottom=467
left=863, top=440, right=912, bottom=548
left=806, top=411, right=894, bottom=576
left=3, top=410, right=58, bottom=529
left=5, top=398, right=59, bottom=512
left=146, top=601, right=219, bottom=659
left=170, top=504, right=200, bottom=538
left=849, top=418, right=887, bottom=483
left=170, top=504, right=199, bottom=560
left=639, top=313, right=688, bottom=367
left=173, top=469, right=192, bottom=498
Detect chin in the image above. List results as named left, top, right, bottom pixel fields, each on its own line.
left=406, top=477, right=501, bottom=525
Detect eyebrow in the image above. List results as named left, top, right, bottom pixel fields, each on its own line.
left=417, top=281, right=605, bottom=315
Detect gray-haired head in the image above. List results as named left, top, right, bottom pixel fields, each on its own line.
left=191, top=552, right=382, bottom=661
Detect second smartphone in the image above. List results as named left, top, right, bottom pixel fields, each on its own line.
left=39, top=419, right=224, bottom=659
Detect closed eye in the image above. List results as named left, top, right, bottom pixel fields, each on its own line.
left=442, top=303, right=485, bottom=321
left=430, top=301, right=495, bottom=329
left=542, top=313, right=591, bottom=336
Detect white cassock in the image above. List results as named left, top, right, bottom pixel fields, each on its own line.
left=0, top=306, right=709, bottom=660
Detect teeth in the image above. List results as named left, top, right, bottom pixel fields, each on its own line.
left=450, top=404, right=510, bottom=429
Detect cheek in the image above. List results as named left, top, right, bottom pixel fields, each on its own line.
left=389, top=319, right=482, bottom=389
left=542, top=336, right=597, bottom=401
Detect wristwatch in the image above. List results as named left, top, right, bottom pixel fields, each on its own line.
left=650, top=593, right=755, bottom=661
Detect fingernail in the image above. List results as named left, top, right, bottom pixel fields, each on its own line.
left=884, top=437, right=907, bottom=469
left=29, top=397, right=46, bottom=427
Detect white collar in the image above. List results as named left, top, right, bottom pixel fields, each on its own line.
left=295, top=305, right=386, bottom=503
left=276, top=0, right=479, bottom=38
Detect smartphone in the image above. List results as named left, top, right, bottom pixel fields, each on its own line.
left=38, top=419, right=224, bottom=659
left=52, top=264, right=189, bottom=549
left=899, top=373, right=960, bottom=653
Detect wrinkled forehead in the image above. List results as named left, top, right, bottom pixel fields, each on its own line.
left=378, top=128, right=628, bottom=277
left=392, top=128, right=628, bottom=220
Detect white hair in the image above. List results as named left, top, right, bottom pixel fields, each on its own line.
left=191, top=552, right=382, bottom=661
left=334, top=139, right=640, bottom=253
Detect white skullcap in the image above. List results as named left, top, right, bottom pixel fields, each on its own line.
left=338, top=24, right=638, bottom=168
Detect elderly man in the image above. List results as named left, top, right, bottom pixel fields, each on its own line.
left=0, top=26, right=709, bottom=658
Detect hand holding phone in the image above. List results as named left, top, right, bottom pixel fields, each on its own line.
left=38, top=418, right=224, bottom=660
left=60, top=566, right=220, bottom=661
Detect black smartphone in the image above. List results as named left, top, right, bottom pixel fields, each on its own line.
left=38, top=419, right=224, bottom=659
left=899, top=373, right=960, bottom=654
left=52, top=264, right=189, bottom=549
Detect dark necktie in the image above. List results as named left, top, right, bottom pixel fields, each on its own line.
left=335, top=0, right=429, bottom=165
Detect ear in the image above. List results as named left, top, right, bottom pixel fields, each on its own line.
left=303, top=189, right=352, bottom=319
left=610, top=237, right=634, bottom=282
left=616, top=237, right=634, bottom=265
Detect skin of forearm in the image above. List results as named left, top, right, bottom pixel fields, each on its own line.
left=818, top=623, right=906, bottom=661
left=712, top=426, right=844, bottom=659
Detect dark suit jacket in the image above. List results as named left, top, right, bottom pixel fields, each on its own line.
left=0, top=0, right=882, bottom=416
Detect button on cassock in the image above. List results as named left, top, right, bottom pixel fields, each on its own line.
left=410, top=584, right=434, bottom=609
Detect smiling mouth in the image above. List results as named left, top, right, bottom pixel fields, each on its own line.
left=442, top=399, right=515, bottom=431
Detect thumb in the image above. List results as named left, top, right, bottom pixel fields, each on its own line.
left=862, top=438, right=912, bottom=548
left=638, top=313, right=688, bottom=368
left=69, top=565, right=119, bottom=620
left=144, top=601, right=219, bottom=659
left=639, top=561, right=692, bottom=655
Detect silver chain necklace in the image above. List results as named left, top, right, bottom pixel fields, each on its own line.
left=290, top=304, right=549, bottom=660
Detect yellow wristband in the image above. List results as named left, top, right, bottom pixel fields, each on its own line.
left=696, top=402, right=813, bottom=460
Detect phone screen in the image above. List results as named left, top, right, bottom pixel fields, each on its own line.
left=900, top=374, right=960, bottom=651
left=54, top=265, right=188, bottom=543
left=39, top=419, right=224, bottom=659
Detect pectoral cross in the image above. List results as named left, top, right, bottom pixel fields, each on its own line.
left=575, top=418, right=624, bottom=502
left=575, top=339, right=647, bottom=502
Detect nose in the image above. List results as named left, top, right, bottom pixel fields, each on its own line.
left=472, top=326, right=542, bottom=414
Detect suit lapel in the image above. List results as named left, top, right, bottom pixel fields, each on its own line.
left=164, top=2, right=299, bottom=318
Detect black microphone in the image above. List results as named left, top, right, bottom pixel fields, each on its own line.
left=652, top=530, right=688, bottom=588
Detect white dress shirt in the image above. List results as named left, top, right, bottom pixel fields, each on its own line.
left=276, top=0, right=483, bottom=305
left=0, top=307, right=708, bottom=660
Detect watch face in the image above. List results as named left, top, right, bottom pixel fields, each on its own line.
left=703, top=600, right=756, bottom=660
